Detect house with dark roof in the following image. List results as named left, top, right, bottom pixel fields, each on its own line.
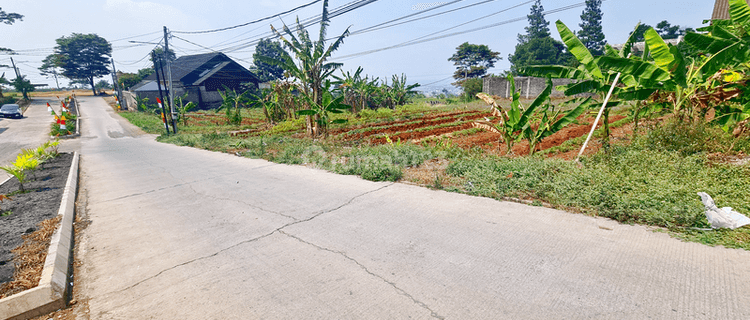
left=132, top=52, right=259, bottom=109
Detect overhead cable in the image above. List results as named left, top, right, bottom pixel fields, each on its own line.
left=172, top=0, right=323, bottom=34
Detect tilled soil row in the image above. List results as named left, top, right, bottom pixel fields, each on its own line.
left=329, top=109, right=486, bottom=136
left=339, top=112, right=489, bottom=141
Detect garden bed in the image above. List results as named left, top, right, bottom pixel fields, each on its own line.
left=0, top=152, right=73, bottom=296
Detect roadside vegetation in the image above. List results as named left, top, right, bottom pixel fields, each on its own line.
left=116, top=0, right=750, bottom=250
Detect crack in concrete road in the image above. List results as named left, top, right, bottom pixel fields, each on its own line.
left=96, top=163, right=278, bottom=203
left=279, top=230, right=445, bottom=319
left=100, top=183, right=394, bottom=301
left=186, top=183, right=298, bottom=221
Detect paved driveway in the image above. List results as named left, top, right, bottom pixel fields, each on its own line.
left=75, top=96, right=750, bottom=319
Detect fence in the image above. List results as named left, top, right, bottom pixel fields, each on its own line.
left=482, top=76, right=576, bottom=99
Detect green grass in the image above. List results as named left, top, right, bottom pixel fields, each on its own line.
left=119, top=111, right=165, bottom=134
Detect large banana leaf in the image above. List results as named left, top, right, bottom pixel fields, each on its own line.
left=542, top=97, right=592, bottom=139
left=644, top=28, right=676, bottom=72
left=729, top=0, right=750, bottom=30
left=520, top=65, right=585, bottom=79
left=520, top=78, right=554, bottom=130
left=684, top=31, right=740, bottom=55
left=613, top=87, right=657, bottom=100
left=556, top=20, right=603, bottom=79
left=597, top=56, right=671, bottom=84
left=561, top=80, right=601, bottom=96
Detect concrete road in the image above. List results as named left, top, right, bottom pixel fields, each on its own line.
left=75, top=96, right=750, bottom=319
left=0, top=98, right=59, bottom=180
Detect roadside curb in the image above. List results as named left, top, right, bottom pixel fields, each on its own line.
left=0, top=152, right=79, bottom=320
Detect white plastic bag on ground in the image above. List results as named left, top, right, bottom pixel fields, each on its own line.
left=697, top=192, right=750, bottom=229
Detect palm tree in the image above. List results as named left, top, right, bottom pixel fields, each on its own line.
left=261, top=0, right=350, bottom=137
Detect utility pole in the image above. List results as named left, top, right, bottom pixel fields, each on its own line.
left=151, top=50, right=170, bottom=134
left=111, top=58, right=126, bottom=110
left=164, top=26, right=177, bottom=133
left=9, top=57, right=20, bottom=78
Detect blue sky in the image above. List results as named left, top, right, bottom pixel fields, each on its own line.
left=1, top=0, right=716, bottom=90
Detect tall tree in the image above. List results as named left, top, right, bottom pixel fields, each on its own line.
left=11, top=75, right=34, bottom=100
left=577, top=0, right=606, bottom=55
left=0, top=7, right=22, bottom=25
left=509, top=0, right=572, bottom=75
left=448, top=42, right=501, bottom=82
left=53, top=33, right=112, bottom=96
left=518, top=0, right=551, bottom=43
left=252, top=38, right=287, bottom=83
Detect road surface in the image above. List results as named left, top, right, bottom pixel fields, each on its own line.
left=74, top=96, right=750, bottom=319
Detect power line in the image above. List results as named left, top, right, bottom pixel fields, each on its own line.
left=172, top=0, right=323, bottom=34
left=336, top=1, right=587, bottom=60
left=347, top=0, right=465, bottom=37
left=401, top=0, right=533, bottom=46
left=217, top=0, right=380, bottom=53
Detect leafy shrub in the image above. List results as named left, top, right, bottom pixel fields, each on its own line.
left=645, top=119, right=729, bottom=155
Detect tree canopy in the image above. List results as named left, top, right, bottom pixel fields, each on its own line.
left=629, top=20, right=692, bottom=42
left=518, top=0, right=551, bottom=43
left=53, top=33, right=112, bottom=95
left=0, top=7, right=22, bottom=25
left=448, top=42, right=500, bottom=82
left=509, top=0, right=573, bottom=75
left=150, top=47, right=176, bottom=68
left=252, top=38, right=287, bottom=83
left=577, top=0, right=606, bottom=55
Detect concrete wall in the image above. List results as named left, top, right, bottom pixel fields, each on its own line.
left=483, top=76, right=576, bottom=99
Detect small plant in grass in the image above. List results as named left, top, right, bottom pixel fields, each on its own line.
left=175, top=94, right=196, bottom=126
left=218, top=88, right=252, bottom=125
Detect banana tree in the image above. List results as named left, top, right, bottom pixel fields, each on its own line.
left=261, top=0, right=351, bottom=137
left=297, top=80, right=350, bottom=138
left=521, top=20, right=648, bottom=147
left=218, top=88, right=252, bottom=125
left=389, top=73, right=420, bottom=106
left=475, top=76, right=591, bottom=154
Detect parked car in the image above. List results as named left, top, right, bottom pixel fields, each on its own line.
left=0, top=104, right=23, bottom=119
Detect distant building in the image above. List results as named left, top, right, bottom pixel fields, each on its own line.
left=132, top=52, right=259, bottom=109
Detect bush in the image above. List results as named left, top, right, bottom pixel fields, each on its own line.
left=460, top=78, right=483, bottom=101
left=645, top=119, right=729, bottom=155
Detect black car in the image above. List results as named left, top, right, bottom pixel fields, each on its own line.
left=0, top=104, right=23, bottom=118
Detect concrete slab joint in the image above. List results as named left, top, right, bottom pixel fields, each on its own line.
left=0, top=152, right=79, bottom=320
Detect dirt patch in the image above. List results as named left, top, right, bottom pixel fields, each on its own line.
left=0, top=152, right=73, bottom=285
